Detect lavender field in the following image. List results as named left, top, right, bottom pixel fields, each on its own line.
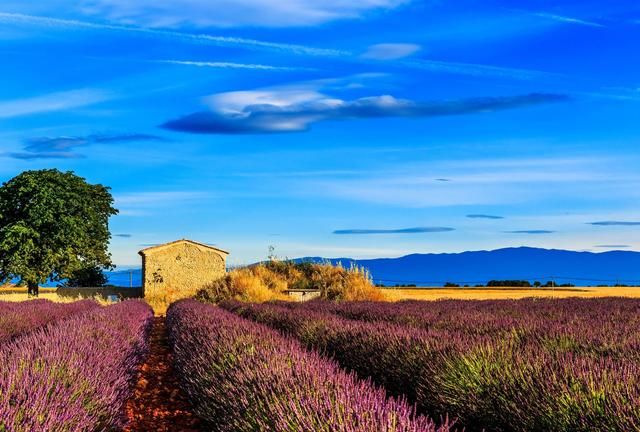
left=1, top=296, right=638, bottom=431
left=0, top=299, right=153, bottom=432
left=222, top=298, right=640, bottom=432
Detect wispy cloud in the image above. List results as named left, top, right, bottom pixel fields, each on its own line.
left=115, top=191, right=210, bottom=215
left=0, top=12, right=346, bottom=57
left=0, top=88, right=110, bottom=119
left=467, top=214, right=504, bottom=219
left=42, top=0, right=408, bottom=28
left=9, top=151, right=85, bottom=160
left=362, top=43, right=421, bottom=60
left=162, top=79, right=568, bottom=134
left=113, top=234, right=132, bottom=238
left=116, top=191, right=208, bottom=206
left=533, top=12, right=605, bottom=28
left=157, top=60, right=309, bottom=71
left=594, top=245, right=631, bottom=248
left=435, top=178, right=451, bottom=182
left=588, top=221, right=640, bottom=226
left=0, top=12, right=576, bottom=82
left=504, top=230, right=555, bottom=234
left=300, top=156, right=638, bottom=208
left=404, top=59, right=560, bottom=80
left=334, top=227, right=455, bottom=235
left=8, top=133, right=164, bottom=160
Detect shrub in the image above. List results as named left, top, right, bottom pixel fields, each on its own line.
left=196, top=260, right=385, bottom=303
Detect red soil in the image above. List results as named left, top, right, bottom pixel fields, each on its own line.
left=124, top=317, right=202, bottom=432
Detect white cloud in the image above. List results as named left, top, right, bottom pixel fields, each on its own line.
left=204, top=87, right=328, bottom=115
left=78, top=0, right=410, bottom=27
left=0, top=89, right=111, bottom=119
left=164, top=78, right=567, bottom=134
left=362, top=43, right=421, bottom=60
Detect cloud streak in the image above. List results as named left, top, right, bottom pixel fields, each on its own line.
left=594, top=245, right=631, bottom=248
left=533, top=12, right=605, bottom=28
left=9, top=133, right=164, bottom=160
left=162, top=85, right=569, bottom=134
left=9, top=152, right=85, bottom=160
left=0, top=88, right=110, bottom=119
left=589, top=221, right=640, bottom=226
left=334, top=227, right=455, bottom=235
left=0, top=12, right=572, bottom=82
left=157, top=60, right=309, bottom=71
left=467, top=214, right=504, bottom=219
left=504, top=230, right=554, bottom=234
left=0, top=12, right=346, bottom=57
left=362, top=43, right=421, bottom=60
left=404, top=59, right=560, bottom=80
left=115, top=191, right=210, bottom=216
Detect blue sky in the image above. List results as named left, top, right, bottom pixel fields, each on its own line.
left=1, top=0, right=639, bottom=266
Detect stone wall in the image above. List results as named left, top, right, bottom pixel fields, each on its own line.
left=141, top=241, right=226, bottom=305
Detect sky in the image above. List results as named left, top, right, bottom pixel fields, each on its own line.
left=1, top=0, right=639, bottom=267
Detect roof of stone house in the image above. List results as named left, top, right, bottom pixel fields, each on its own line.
left=138, top=239, right=230, bottom=257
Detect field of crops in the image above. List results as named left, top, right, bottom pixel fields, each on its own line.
left=1, top=296, right=638, bottom=431
left=0, top=299, right=153, bottom=431
left=222, top=298, right=640, bottom=432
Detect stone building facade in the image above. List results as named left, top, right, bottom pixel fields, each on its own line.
left=138, top=239, right=228, bottom=303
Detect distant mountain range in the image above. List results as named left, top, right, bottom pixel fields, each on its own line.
left=104, top=247, right=640, bottom=287
left=296, top=247, right=640, bottom=286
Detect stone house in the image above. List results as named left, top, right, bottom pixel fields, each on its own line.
left=138, top=239, right=228, bottom=303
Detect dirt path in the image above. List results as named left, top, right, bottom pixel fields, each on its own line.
left=124, top=317, right=202, bottom=432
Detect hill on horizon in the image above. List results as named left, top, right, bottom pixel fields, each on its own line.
left=295, top=247, right=640, bottom=287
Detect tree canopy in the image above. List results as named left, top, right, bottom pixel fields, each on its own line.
left=0, top=169, right=118, bottom=295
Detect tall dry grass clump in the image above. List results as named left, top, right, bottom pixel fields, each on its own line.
left=196, top=260, right=385, bottom=304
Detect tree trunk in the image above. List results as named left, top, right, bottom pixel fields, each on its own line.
left=27, top=281, right=39, bottom=297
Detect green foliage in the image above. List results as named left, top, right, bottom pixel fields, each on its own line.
left=60, top=265, right=108, bottom=288
left=0, top=169, right=118, bottom=291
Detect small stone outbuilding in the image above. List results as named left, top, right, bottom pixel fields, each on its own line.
left=138, top=239, right=228, bottom=304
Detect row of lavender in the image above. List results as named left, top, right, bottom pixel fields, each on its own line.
left=0, top=299, right=99, bottom=343
left=167, top=299, right=453, bottom=432
left=280, top=298, right=640, bottom=361
left=0, top=300, right=153, bottom=431
left=223, top=299, right=640, bottom=432
left=289, top=297, right=640, bottom=348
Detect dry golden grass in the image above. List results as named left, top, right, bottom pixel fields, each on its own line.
left=383, top=286, right=640, bottom=301
left=197, top=261, right=385, bottom=304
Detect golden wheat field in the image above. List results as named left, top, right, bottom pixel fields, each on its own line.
left=382, top=286, right=640, bottom=301
left=0, top=286, right=115, bottom=304
left=3, top=283, right=640, bottom=305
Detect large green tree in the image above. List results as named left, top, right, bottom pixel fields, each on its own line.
left=0, top=169, right=118, bottom=295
